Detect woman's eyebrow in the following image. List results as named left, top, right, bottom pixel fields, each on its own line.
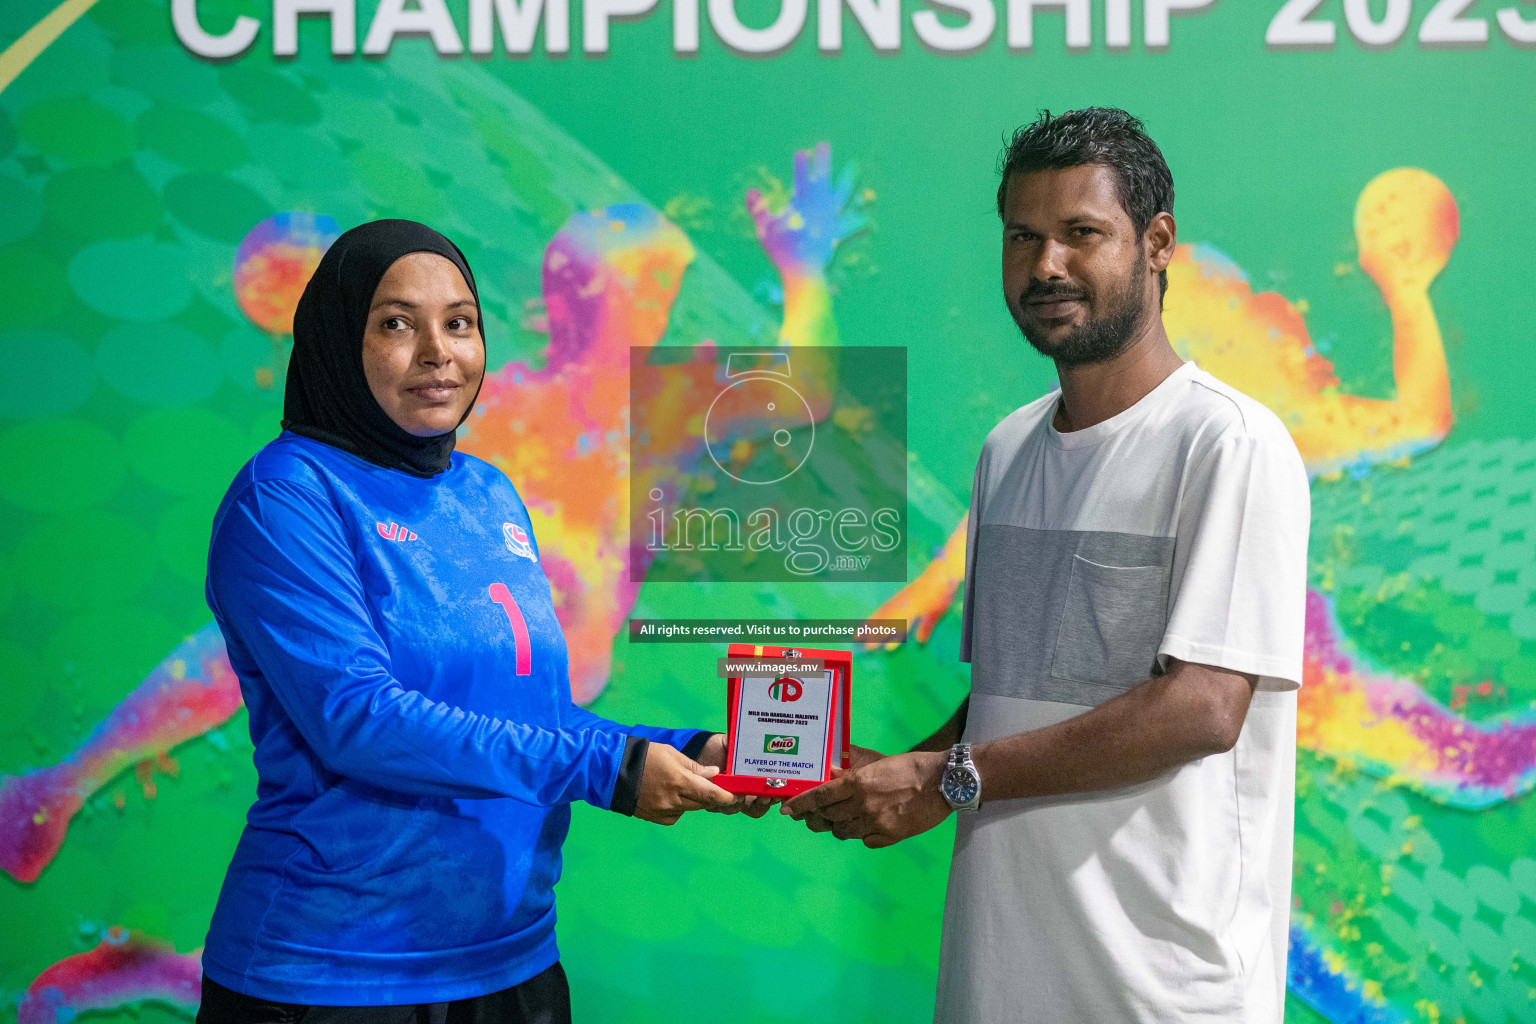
left=370, top=298, right=476, bottom=311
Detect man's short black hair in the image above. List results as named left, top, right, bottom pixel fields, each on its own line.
left=996, top=107, right=1175, bottom=296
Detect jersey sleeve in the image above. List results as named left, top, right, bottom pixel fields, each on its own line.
left=207, top=477, right=631, bottom=808
left=560, top=706, right=712, bottom=815
left=1158, top=431, right=1310, bottom=691
left=563, top=704, right=709, bottom=758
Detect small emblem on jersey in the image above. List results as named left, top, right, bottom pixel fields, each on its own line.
left=377, top=521, right=418, bottom=542
left=504, top=522, right=537, bottom=561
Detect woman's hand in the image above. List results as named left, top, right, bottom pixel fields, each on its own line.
left=692, top=733, right=776, bottom=818
left=635, top=743, right=736, bottom=825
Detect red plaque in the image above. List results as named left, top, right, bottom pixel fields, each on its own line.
left=715, top=643, right=852, bottom=798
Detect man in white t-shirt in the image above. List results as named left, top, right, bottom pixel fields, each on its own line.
left=784, top=107, right=1309, bottom=1023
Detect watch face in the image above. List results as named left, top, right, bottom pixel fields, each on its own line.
left=943, top=767, right=979, bottom=805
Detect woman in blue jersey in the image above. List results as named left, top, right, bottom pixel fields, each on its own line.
left=196, top=220, right=740, bottom=1024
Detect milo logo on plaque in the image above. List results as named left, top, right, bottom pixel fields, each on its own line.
left=764, top=735, right=799, bottom=754
left=767, top=678, right=803, bottom=702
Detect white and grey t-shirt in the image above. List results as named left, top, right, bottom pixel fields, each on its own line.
left=935, top=360, right=1309, bottom=1024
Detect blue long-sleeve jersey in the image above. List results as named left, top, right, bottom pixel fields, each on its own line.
left=202, top=432, right=704, bottom=1004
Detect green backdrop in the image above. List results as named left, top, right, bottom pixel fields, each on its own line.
left=2, top=0, right=1534, bottom=1021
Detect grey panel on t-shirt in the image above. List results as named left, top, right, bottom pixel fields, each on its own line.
left=966, top=525, right=1175, bottom=707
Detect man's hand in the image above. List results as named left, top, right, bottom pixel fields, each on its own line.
left=846, top=744, right=886, bottom=770
left=781, top=750, right=950, bottom=848
left=634, top=743, right=735, bottom=825
left=693, top=733, right=774, bottom=818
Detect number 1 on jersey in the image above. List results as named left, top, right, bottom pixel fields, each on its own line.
left=488, top=583, right=533, bottom=676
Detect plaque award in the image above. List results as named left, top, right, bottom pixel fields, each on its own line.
left=715, top=643, right=852, bottom=798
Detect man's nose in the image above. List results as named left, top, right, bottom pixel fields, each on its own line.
left=1032, top=239, right=1071, bottom=281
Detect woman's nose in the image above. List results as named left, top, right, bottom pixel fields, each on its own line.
left=418, top=324, right=452, bottom=364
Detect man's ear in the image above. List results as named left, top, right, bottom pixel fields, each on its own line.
left=1145, top=211, right=1177, bottom=274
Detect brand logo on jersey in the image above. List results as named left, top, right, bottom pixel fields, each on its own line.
left=377, top=521, right=418, bottom=542
left=503, top=522, right=537, bottom=561
left=767, top=678, right=802, bottom=702
left=764, top=735, right=799, bottom=754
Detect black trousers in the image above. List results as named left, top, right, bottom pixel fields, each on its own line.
left=195, top=964, right=572, bottom=1024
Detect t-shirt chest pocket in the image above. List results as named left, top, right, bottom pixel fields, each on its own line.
left=1049, top=555, right=1171, bottom=690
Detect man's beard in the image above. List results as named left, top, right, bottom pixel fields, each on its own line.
left=1014, top=253, right=1149, bottom=368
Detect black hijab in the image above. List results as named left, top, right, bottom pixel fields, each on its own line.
left=282, top=219, right=484, bottom=478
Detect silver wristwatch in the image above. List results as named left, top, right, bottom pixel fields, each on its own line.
left=939, top=743, right=982, bottom=811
